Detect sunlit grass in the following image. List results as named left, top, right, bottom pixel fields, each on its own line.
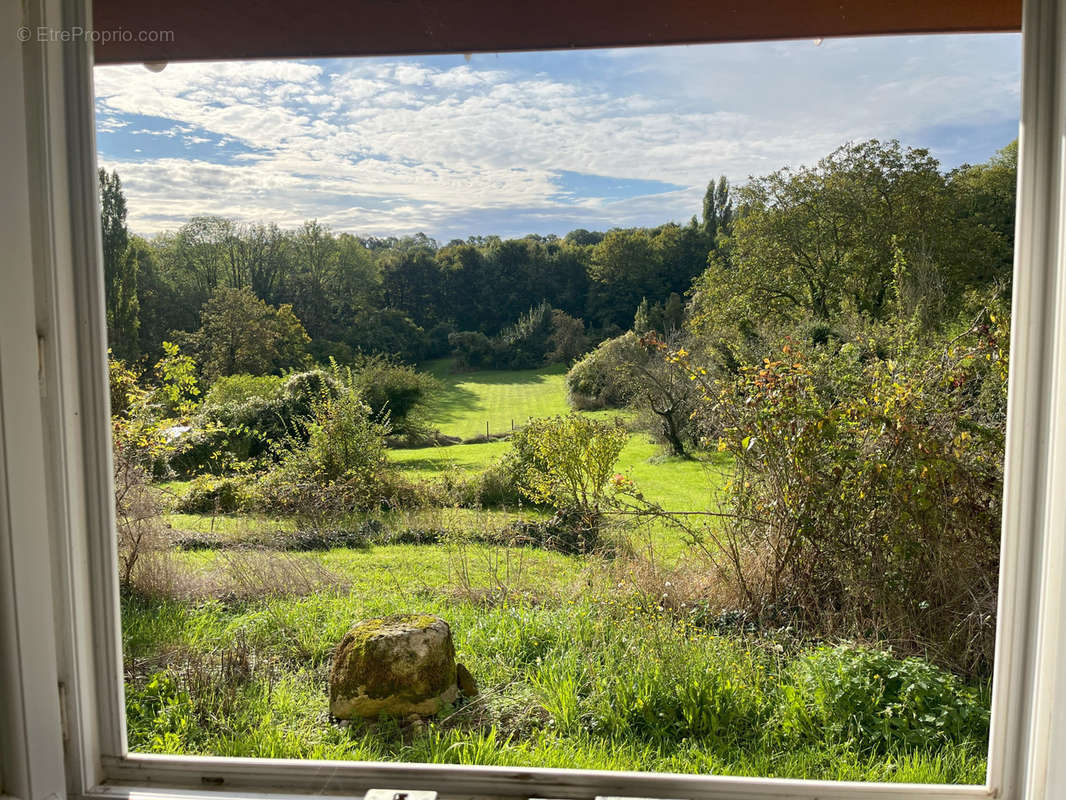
left=421, top=359, right=572, bottom=439
left=387, top=430, right=730, bottom=558
left=388, top=434, right=729, bottom=512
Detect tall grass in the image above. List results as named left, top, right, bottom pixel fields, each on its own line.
left=122, top=547, right=989, bottom=782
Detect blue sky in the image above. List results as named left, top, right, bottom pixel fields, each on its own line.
left=93, top=34, right=1021, bottom=241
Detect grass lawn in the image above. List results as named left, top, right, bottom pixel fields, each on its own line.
left=401, top=360, right=731, bottom=511
left=389, top=439, right=511, bottom=477
left=389, top=436, right=728, bottom=510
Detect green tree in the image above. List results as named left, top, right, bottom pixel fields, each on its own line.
left=563, top=228, right=604, bottom=247
left=567, top=331, right=697, bottom=455
left=689, top=140, right=988, bottom=370
left=380, top=235, right=442, bottom=328
left=633, top=297, right=664, bottom=335
left=626, top=332, right=700, bottom=457
left=702, top=175, right=733, bottom=241
left=128, top=235, right=183, bottom=362
left=662, top=292, right=684, bottom=333
left=588, top=229, right=663, bottom=328
left=242, top=222, right=290, bottom=303
left=949, top=140, right=1017, bottom=291
left=325, top=232, right=382, bottom=350
left=287, top=220, right=338, bottom=337
left=349, top=308, right=427, bottom=362
left=183, top=287, right=310, bottom=380
left=168, top=216, right=237, bottom=304
left=547, top=309, right=589, bottom=364
left=98, top=169, right=140, bottom=359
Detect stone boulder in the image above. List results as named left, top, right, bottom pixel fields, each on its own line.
left=329, top=614, right=458, bottom=720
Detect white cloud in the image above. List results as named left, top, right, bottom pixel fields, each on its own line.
left=94, top=34, right=1021, bottom=239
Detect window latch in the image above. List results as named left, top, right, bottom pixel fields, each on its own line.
left=364, top=791, right=437, bottom=800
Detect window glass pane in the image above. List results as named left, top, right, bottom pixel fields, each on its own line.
left=94, top=33, right=1019, bottom=783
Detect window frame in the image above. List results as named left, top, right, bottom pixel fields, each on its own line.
left=4, top=0, right=1065, bottom=797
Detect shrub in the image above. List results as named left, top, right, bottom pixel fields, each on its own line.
left=307, top=338, right=354, bottom=365
left=201, top=374, right=285, bottom=408
left=778, top=645, right=989, bottom=752
left=191, top=369, right=341, bottom=471
left=426, top=322, right=456, bottom=359
left=510, top=414, right=629, bottom=523
left=565, top=332, right=645, bottom=409
left=472, top=461, right=525, bottom=508
left=449, top=330, right=494, bottom=370
left=166, top=427, right=241, bottom=477
left=109, top=353, right=145, bottom=417
left=195, top=395, right=285, bottom=456
left=174, top=475, right=255, bottom=514
left=113, top=434, right=169, bottom=589
left=505, top=507, right=615, bottom=555
left=110, top=355, right=175, bottom=588
left=152, top=341, right=201, bottom=418
left=685, top=306, right=1008, bottom=673
left=351, top=356, right=441, bottom=435
left=281, top=368, right=341, bottom=412
left=420, top=461, right=525, bottom=510
left=284, top=528, right=372, bottom=551
left=257, top=388, right=390, bottom=514
left=547, top=309, right=590, bottom=365
left=495, top=302, right=555, bottom=369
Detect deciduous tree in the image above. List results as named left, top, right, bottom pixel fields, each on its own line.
left=183, top=286, right=310, bottom=379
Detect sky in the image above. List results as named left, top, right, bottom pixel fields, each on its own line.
left=93, top=34, right=1021, bottom=242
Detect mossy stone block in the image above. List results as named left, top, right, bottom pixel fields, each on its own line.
left=329, top=614, right=458, bottom=719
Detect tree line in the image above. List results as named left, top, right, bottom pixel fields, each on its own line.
left=99, top=172, right=734, bottom=370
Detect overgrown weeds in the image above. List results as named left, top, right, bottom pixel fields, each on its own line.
left=658, top=306, right=1008, bottom=675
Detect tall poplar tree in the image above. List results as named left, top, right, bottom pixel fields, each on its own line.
left=98, top=169, right=140, bottom=359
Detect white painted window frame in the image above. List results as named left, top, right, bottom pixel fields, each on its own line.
left=2, top=0, right=1065, bottom=797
